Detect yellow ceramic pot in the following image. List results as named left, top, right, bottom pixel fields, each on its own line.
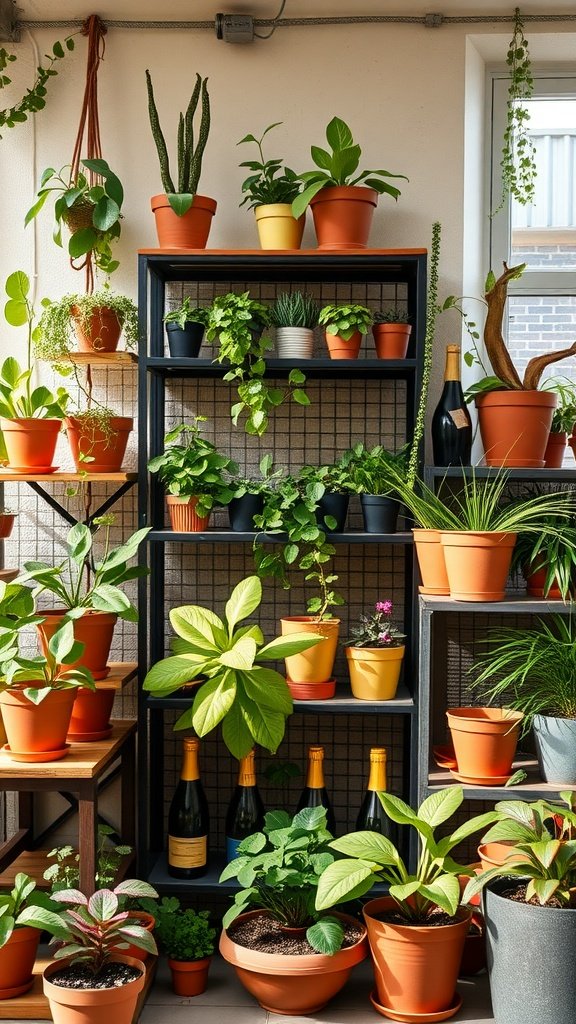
left=255, top=204, right=305, bottom=250
left=345, top=645, right=405, bottom=700
left=281, top=617, right=340, bottom=683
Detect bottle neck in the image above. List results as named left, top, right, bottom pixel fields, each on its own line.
left=444, top=345, right=461, bottom=383
left=180, top=739, right=200, bottom=782
left=367, top=749, right=388, bottom=792
left=306, top=747, right=326, bottom=789
left=238, top=750, right=256, bottom=787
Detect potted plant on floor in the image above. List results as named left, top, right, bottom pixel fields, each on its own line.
left=0, top=872, right=70, bottom=999
left=163, top=298, right=209, bottom=358
left=318, top=302, right=373, bottom=359
left=146, top=70, right=215, bottom=248
left=350, top=442, right=409, bottom=533
left=345, top=599, right=406, bottom=701
left=372, top=307, right=412, bottom=359
left=140, top=897, right=215, bottom=996
left=219, top=807, right=368, bottom=1015
left=316, top=786, right=497, bottom=1021
left=43, top=879, right=159, bottom=1024
left=292, top=116, right=408, bottom=249
left=238, top=122, right=303, bottom=249
left=542, top=379, right=576, bottom=468
left=270, top=291, right=319, bottom=359
left=228, top=454, right=282, bottom=532
left=36, top=291, right=138, bottom=358
left=148, top=419, right=237, bottom=531
left=143, top=575, right=323, bottom=758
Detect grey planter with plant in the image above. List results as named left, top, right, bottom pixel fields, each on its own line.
left=270, top=291, right=319, bottom=358
left=163, top=298, right=208, bottom=358
left=319, top=303, right=373, bottom=359
left=238, top=122, right=303, bottom=249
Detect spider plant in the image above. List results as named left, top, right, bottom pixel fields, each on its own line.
left=512, top=513, right=576, bottom=599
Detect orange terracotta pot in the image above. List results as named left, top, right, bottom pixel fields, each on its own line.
left=412, top=529, right=450, bottom=595
left=68, top=688, right=115, bottom=740
left=219, top=911, right=367, bottom=1014
left=0, top=926, right=40, bottom=999
left=166, top=495, right=210, bottom=532
left=324, top=331, right=362, bottom=359
left=440, top=530, right=516, bottom=602
left=65, top=416, right=133, bottom=473
left=280, top=617, right=340, bottom=684
left=0, top=688, right=75, bottom=757
left=71, top=306, right=122, bottom=353
left=523, top=564, right=563, bottom=599
left=446, top=707, right=524, bottom=779
left=544, top=431, right=567, bottom=469
left=43, top=954, right=145, bottom=1024
left=0, top=417, right=61, bottom=471
left=363, top=896, right=471, bottom=1016
left=168, top=956, right=211, bottom=997
left=111, top=913, right=155, bottom=961
left=477, top=840, right=530, bottom=872
left=459, top=912, right=486, bottom=977
left=151, top=194, right=217, bottom=249
left=345, top=645, right=405, bottom=701
left=37, top=610, right=117, bottom=681
left=372, top=323, right=412, bottom=360
left=0, top=514, right=15, bottom=539
left=310, top=185, right=378, bottom=250
left=475, top=390, right=556, bottom=468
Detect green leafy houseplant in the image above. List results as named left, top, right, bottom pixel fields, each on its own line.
left=140, top=897, right=216, bottom=961
left=238, top=122, right=301, bottom=209
left=0, top=872, right=70, bottom=948
left=143, top=575, right=324, bottom=758
left=146, top=70, right=210, bottom=216
left=36, top=291, right=138, bottom=362
left=148, top=419, right=238, bottom=519
left=231, top=453, right=283, bottom=499
left=0, top=35, right=75, bottom=136
left=511, top=507, right=576, bottom=599
left=163, top=298, right=209, bottom=331
left=318, top=303, right=373, bottom=342
left=270, top=292, right=320, bottom=330
left=350, top=443, right=409, bottom=496
left=544, top=378, right=576, bottom=435
left=292, top=116, right=408, bottom=219
left=25, top=159, right=125, bottom=277
left=347, top=600, right=406, bottom=649
left=44, top=825, right=133, bottom=893
left=220, top=807, right=346, bottom=954
left=373, top=307, right=410, bottom=325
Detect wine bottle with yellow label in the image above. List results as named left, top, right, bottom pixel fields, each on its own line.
left=225, top=748, right=265, bottom=863
left=168, top=736, right=209, bottom=878
left=296, top=745, right=336, bottom=834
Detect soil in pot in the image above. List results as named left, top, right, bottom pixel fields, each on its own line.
left=310, top=185, right=378, bottom=250
left=48, top=964, right=142, bottom=989
left=360, top=495, right=399, bottom=533
left=0, top=688, right=75, bottom=758
left=72, top=306, right=122, bottom=353
left=0, top=926, right=40, bottom=999
left=229, top=913, right=365, bottom=955
left=446, top=707, right=523, bottom=780
left=65, top=416, right=133, bottom=473
left=0, top=417, right=61, bottom=472
left=166, top=321, right=204, bottom=358
left=151, top=194, right=217, bottom=249
left=475, top=390, right=555, bottom=468
left=281, top=617, right=340, bottom=684
left=38, top=610, right=117, bottom=681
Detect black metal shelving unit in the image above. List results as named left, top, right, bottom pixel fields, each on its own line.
left=137, top=248, right=427, bottom=889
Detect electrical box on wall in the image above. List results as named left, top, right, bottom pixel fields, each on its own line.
left=215, top=13, right=255, bottom=43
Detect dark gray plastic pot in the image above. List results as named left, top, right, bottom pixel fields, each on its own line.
left=533, top=714, right=576, bottom=783
left=360, top=494, right=399, bottom=534
left=484, top=877, right=576, bottom=1024
left=166, top=321, right=204, bottom=357
left=228, top=494, right=264, bottom=532
left=318, top=493, right=349, bottom=533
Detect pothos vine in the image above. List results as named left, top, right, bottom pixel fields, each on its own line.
left=0, top=35, right=76, bottom=137
left=493, top=6, right=537, bottom=215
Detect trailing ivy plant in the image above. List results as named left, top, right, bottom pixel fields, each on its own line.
left=0, top=35, right=75, bottom=137
left=493, top=7, right=537, bottom=215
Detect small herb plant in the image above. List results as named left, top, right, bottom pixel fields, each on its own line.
left=36, top=292, right=138, bottom=362
left=292, top=116, right=408, bottom=219
left=319, top=303, right=373, bottom=341
left=147, top=419, right=238, bottom=518
left=373, top=307, right=410, bottom=325
left=44, top=825, right=133, bottom=893
left=544, top=378, right=576, bottom=435
left=511, top=501, right=576, bottom=599
left=50, top=880, right=159, bottom=972
left=238, top=122, right=301, bottom=209
left=221, top=806, right=345, bottom=954
left=316, top=787, right=497, bottom=923
left=493, top=7, right=537, bottom=214
left=0, top=35, right=75, bottom=136
left=0, top=872, right=70, bottom=949
left=231, top=454, right=283, bottom=499
left=140, top=897, right=215, bottom=961
left=163, top=298, right=209, bottom=331
left=270, top=292, right=320, bottom=330
left=146, top=70, right=210, bottom=216
left=299, top=451, right=358, bottom=498
left=347, top=600, right=406, bottom=649
left=351, top=442, right=409, bottom=496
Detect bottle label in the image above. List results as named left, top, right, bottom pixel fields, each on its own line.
left=448, top=408, right=469, bottom=429
left=168, top=835, right=207, bottom=869
left=225, top=836, right=243, bottom=862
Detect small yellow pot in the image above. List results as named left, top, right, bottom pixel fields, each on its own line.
left=345, top=645, right=405, bottom=701
left=255, top=204, right=305, bottom=250
left=281, top=617, right=340, bottom=683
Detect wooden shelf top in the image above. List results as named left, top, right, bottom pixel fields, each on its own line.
left=0, top=471, right=137, bottom=483
left=52, top=351, right=137, bottom=367
left=0, top=848, right=135, bottom=890
left=95, top=662, right=137, bottom=691
left=0, top=720, right=136, bottom=780
left=138, top=247, right=428, bottom=256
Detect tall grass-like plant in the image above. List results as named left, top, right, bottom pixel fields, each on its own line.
left=271, top=292, right=319, bottom=329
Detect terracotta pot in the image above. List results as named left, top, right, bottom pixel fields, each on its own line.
left=65, top=416, right=133, bottom=473
left=219, top=910, right=367, bottom=1014
left=459, top=912, right=486, bottom=977
left=280, top=617, right=340, bottom=684
left=477, top=840, right=530, bottom=872
left=37, top=610, right=117, bottom=681
left=446, top=707, right=524, bottom=779
left=0, top=926, right=40, bottom=999
left=43, top=953, right=145, bottom=1024
left=523, top=564, right=563, bottom=599
left=475, top=390, right=556, bottom=468
left=363, top=895, right=471, bottom=1016
left=440, top=530, right=517, bottom=602
left=151, top=193, right=216, bottom=249
left=372, top=323, right=412, bottom=360
left=111, top=912, right=155, bottom=961
left=68, top=687, right=115, bottom=740
left=286, top=677, right=336, bottom=700
left=168, top=956, right=211, bottom=997
left=345, top=645, right=405, bottom=701
left=71, top=306, right=122, bottom=353
left=413, top=529, right=450, bottom=595
left=0, top=417, right=61, bottom=471
left=310, top=185, right=378, bottom=250
left=166, top=495, right=210, bottom=532
left=0, top=688, right=75, bottom=758
left=275, top=327, right=314, bottom=359
left=544, top=430, right=567, bottom=469
left=0, top=514, right=15, bottom=539
left=325, top=331, right=362, bottom=359
left=255, top=204, right=304, bottom=250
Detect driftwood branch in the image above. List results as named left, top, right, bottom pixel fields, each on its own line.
left=483, top=263, right=523, bottom=390
left=523, top=343, right=576, bottom=390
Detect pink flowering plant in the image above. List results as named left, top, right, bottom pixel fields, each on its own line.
left=347, top=600, right=406, bottom=649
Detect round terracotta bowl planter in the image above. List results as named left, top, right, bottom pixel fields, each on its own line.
left=111, top=913, right=155, bottom=961
left=412, top=529, right=450, bottom=595
left=255, top=204, right=304, bottom=250
left=477, top=840, right=529, bottom=872
left=446, top=707, right=524, bottom=781
left=275, top=327, right=314, bottom=360
left=346, top=645, right=405, bottom=701
left=440, top=530, right=517, bottom=602
left=68, top=687, right=115, bottom=741
left=544, top=430, right=567, bottom=469
left=0, top=417, right=61, bottom=472
left=363, top=896, right=471, bottom=1018
left=310, top=185, right=378, bottom=250
left=71, top=306, right=122, bottom=353
left=0, top=513, right=15, bottom=539
left=168, top=956, right=211, bottom=997
left=219, top=911, right=368, bottom=1015
left=151, top=194, right=217, bottom=249
left=372, top=323, right=412, bottom=360
left=0, top=926, right=40, bottom=999
left=523, top=564, right=562, bottom=599
left=0, top=688, right=75, bottom=760
left=43, top=954, right=146, bottom=1024
left=65, top=417, right=133, bottom=474
left=325, top=330, right=362, bottom=359
left=475, top=390, right=556, bottom=468
left=166, top=495, right=210, bottom=532
left=280, top=616, right=340, bottom=684
left=37, top=610, right=117, bottom=681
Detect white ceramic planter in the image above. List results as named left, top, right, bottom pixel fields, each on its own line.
left=275, top=327, right=314, bottom=359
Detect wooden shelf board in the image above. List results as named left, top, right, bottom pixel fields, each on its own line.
left=138, top=247, right=428, bottom=256
left=54, top=352, right=137, bottom=367
left=0, top=472, right=137, bottom=483
left=0, top=721, right=136, bottom=780
left=96, top=662, right=138, bottom=691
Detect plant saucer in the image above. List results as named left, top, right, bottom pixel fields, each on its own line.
left=2, top=743, right=70, bottom=763
left=369, top=990, right=463, bottom=1022
left=67, top=726, right=113, bottom=742
left=432, top=745, right=458, bottom=770
left=418, top=586, right=450, bottom=596
left=4, top=465, right=59, bottom=474
left=449, top=768, right=513, bottom=786
left=0, top=978, right=34, bottom=999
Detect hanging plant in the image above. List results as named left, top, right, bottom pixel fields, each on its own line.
left=493, top=7, right=537, bottom=214
left=0, top=34, right=75, bottom=137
